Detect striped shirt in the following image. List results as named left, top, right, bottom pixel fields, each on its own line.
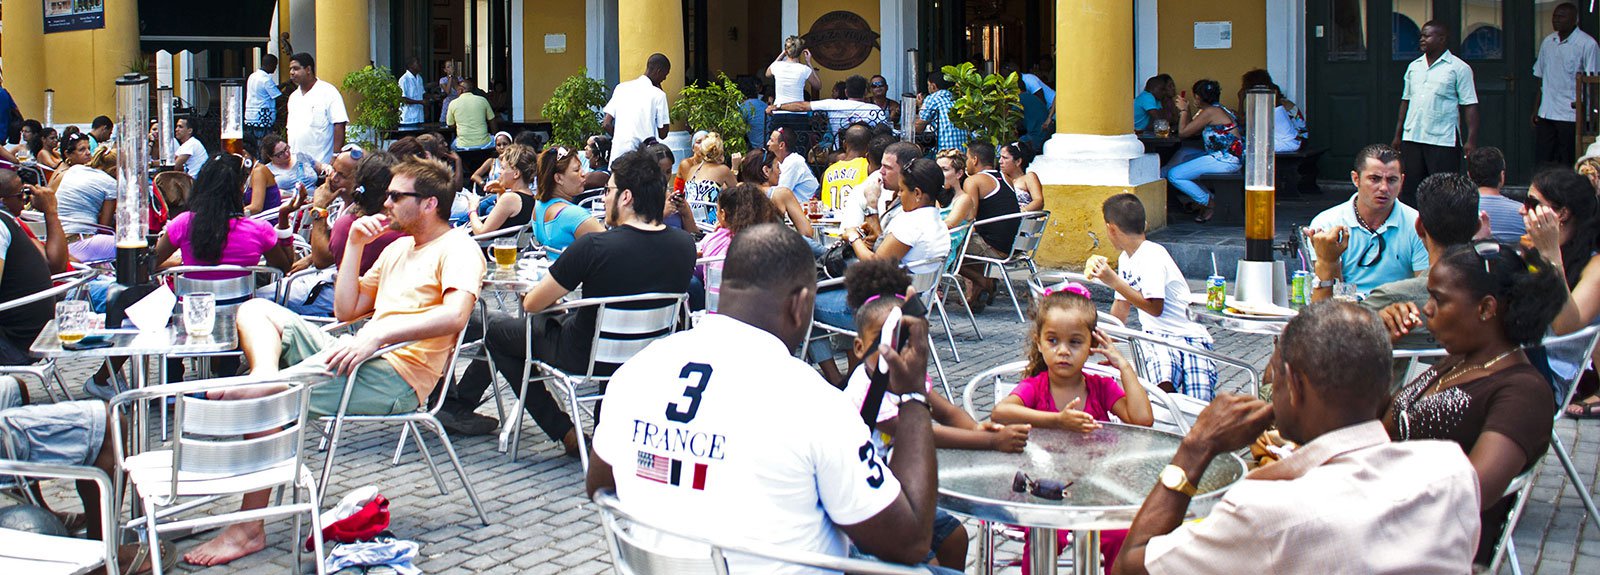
left=919, top=89, right=971, bottom=153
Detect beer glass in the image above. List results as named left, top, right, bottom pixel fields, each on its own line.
left=184, top=292, right=216, bottom=338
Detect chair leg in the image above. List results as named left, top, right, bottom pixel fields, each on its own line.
left=1550, top=432, right=1600, bottom=532
left=391, top=424, right=412, bottom=465
left=509, top=362, right=535, bottom=463
left=420, top=417, right=490, bottom=525
left=563, top=378, right=592, bottom=471
left=946, top=274, right=982, bottom=340
left=318, top=417, right=348, bottom=493
left=305, top=475, right=329, bottom=575
left=976, top=520, right=996, bottom=575
left=1489, top=480, right=1533, bottom=575
left=409, top=421, right=450, bottom=496
left=927, top=332, right=951, bottom=399
left=1000, top=265, right=1025, bottom=322
left=144, top=500, right=165, bottom=575
left=49, top=362, right=75, bottom=401
left=292, top=480, right=303, bottom=574
left=1506, top=539, right=1523, bottom=575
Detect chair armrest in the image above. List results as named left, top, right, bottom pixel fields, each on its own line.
left=0, top=459, right=118, bottom=574
left=0, top=268, right=100, bottom=312
left=319, top=312, right=374, bottom=335
left=536, top=292, right=688, bottom=317
left=1100, top=324, right=1264, bottom=397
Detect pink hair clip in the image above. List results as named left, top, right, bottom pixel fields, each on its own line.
left=1041, top=281, right=1092, bottom=299
left=863, top=293, right=907, bottom=306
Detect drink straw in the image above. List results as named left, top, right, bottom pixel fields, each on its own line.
left=1211, top=253, right=1219, bottom=276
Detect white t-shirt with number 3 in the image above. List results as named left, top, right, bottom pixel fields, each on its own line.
left=593, top=314, right=900, bottom=575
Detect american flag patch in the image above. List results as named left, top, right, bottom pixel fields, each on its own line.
left=635, top=451, right=708, bottom=490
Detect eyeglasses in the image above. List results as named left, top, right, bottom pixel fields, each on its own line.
left=340, top=144, right=365, bottom=160
left=386, top=191, right=425, bottom=201
left=870, top=81, right=887, bottom=87
left=1354, top=231, right=1386, bottom=268
left=272, top=147, right=291, bottom=158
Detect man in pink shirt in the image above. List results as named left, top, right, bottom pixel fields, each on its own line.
left=1114, top=301, right=1481, bottom=575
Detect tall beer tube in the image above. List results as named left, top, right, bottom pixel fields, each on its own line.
left=156, top=86, right=175, bottom=167
left=220, top=80, right=245, bottom=156
left=114, top=74, right=151, bottom=285
left=1243, top=87, right=1276, bottom=262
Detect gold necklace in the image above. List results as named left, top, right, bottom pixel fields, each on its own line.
left=1432, top=348, right=1518, bottom=394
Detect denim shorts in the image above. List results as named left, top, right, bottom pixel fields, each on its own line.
left=0, top=377, right=106, bottom=466
left=846, top=509, right=965, bottom=574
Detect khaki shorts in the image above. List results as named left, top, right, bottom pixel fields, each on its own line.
left=278, top=316, right=421, bottom=417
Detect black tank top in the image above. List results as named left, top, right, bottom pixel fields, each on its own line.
left=974, top=170, right=1021, bottom=253
left=502, top=191, right=538, bottom=229
left=0, top=211, right=53, bottom=347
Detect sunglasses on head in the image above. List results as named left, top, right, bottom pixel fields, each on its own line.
left=340, top=144, right=365, bottom=160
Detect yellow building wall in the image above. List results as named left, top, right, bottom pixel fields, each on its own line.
left=1156, top=0, right=1267, bottom=108
left=39, top=1, right=140, bottom=125
left=1038, top=180, right=1168, bottom=268
left=521, top=0, right=587, bottom=122
left=798, top=0, right=881, bottom=92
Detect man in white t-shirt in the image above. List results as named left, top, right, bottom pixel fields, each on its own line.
left=173, top=117, right=208, bottom=178
left=588, top=225, right=952, bottom=574
left=768, top=126, right=819, bottom=202
left=603, top=53, right=673, bottom=161
left=244, top=54, right=282, bottom=153
left=397, top=57, right=427, bottom=126
left=771, top=75, right=888, bottom=138
left=285, top=52, right=349, bottom=165
left=1088, top=193, right=1219, bottom=401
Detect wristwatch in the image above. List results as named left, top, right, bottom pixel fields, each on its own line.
left=1159, top=465, right=1197, bottom=496
left=893, top=392, right=929, bottom=409
left=1313, top=277, right=1338, bottom=289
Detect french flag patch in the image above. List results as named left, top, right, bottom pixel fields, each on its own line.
left=636, top=451, right=708, bottom=490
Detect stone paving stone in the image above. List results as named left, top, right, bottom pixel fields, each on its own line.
left=15, top=266, right=1600, bottom=573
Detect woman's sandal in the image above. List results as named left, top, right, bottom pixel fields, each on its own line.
left=1194, top=206, right=1215, bottom=224
left=120, top=541, right=177, bottom=575
left=1566, top=398, right=1600, bottom=419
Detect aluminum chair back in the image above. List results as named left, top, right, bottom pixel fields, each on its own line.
left=944, top=222, right=973, bottom=276
left=601, top=506, right=727, bottom=575
left=962, top=361, right=1029, bottom=420
left=587, top=293, right=690, bottom=377
left=696, top=256, right=727, bottom=313
left=158, top=265, right=285, bottom=307
left=1011, top=211, right=1049, bottom=258
left=906, top=256, right=943, bottom=297
left=171, top=384, right=309, bottom=491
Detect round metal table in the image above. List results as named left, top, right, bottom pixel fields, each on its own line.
left=1187, top=298, right=1295, bottom=336
left=938, top=424, right=1246, bottom=575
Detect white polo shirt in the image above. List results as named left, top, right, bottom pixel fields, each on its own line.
left=593, top=314, right=900, bottom=575
left=286, top=79, right=350, bottom=164
left=778, top=151, right=820, bottom=202
left=603, top=75, right=671, bottom=159
left=1535, top=29, right=1600, bottom=122
left=1400, top=50, right=1478, bottom=147
left=176, top=137, right=208, bottom=178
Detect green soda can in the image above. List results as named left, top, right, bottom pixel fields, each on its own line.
left=1206, top=275, right=1226, bottom=311
left=1291, top=270, right=1309, bottom=306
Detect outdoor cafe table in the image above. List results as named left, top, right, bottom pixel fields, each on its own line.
left=937, top=424, right=1246, bottom=575
left=30, top=312, right=239, bottom=451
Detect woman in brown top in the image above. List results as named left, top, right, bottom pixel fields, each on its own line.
left=1384, top=241, right=1567, bottom=565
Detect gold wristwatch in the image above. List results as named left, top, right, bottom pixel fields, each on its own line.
left=1159, top=465, right=1197, bottom=497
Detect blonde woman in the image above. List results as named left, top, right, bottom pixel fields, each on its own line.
left=939, top=149, right=976, bottom=228
left=468, top=143, right=540, bottom=235
left=683, top=133, right=737, bottom=227
left=767, top=36, right=821, bottom=104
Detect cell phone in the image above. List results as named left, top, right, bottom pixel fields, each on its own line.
left=64, top=335, right=113, bottom=350
left=876, top=306, right=905, bottom=375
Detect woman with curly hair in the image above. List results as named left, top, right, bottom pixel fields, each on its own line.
left=692, top=183, right=781, bottom=311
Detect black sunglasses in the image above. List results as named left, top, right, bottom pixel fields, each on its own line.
left=387, top=191, right=426, bottom=201
left=1354, top=231, right=1386, bottom=268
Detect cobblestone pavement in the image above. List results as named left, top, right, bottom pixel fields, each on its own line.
left=20, top=272, right=1600, bottom=574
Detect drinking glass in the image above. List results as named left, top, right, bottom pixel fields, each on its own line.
left=55, top=300, right=90, bottom=344
left=184, top=292, right=216, bottom=338
left=492, top=238, right=518, bottom=269
left=1153, top=119, right=1172, bottom=138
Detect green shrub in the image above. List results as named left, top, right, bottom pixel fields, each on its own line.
left=671, top=73, right=749, bottom=151
left=942, top=62, right=1022, bottom=146
left=542, top=70, right=607, bottom=150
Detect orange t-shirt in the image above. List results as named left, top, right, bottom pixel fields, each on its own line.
left=358, top=228, right=485, bottom=401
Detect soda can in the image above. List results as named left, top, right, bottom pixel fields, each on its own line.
left=1206, top=275, right=1227, bottom=311
left=1291, top=270, right=1309, bottom=306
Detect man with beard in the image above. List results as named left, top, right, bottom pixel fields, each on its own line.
left=1303, top=144, right=1429, bottom=297
left=188, top=157, right=483, bottom=567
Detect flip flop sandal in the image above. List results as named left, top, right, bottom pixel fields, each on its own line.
left=1567, top=400, right=1600, bottom=419
left=121, top=541, right=178, bottom=575
left=1194, top=206, right=1215, bottom=224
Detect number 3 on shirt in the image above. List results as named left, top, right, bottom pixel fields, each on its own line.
left=665, top=363, right=713, bottom=423
left=858, top=442, right=885, bottom=488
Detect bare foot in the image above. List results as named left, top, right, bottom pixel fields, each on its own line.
left=183, top=522, right=266, bottom=566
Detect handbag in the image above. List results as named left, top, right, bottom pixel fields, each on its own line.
left=818, top=238, right=856, bottom=279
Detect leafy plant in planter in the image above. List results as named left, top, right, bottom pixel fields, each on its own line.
left=342, top=65, right=402, bottom=150
left=542, top=69, right=607, bottom=150
left=671, top=73, right=749, bottom=151
left=941, top=62, right=1022, bottom=146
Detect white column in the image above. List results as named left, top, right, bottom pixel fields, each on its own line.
left=880, top=0, right=902, bottom=94
left=290, top=0, right=317, bottom=55
left=1134, top=0, right=1159, bottom=93
left=513, top=0, right=525, bottom=120
left=782, top=0, right=798, bottom=39
left=586, top=0, right=612, bottom=85
left=1266, top=0, right=1306, bottom=106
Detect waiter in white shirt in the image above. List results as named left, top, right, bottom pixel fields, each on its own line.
left=284, top=52, right=349, bottom=166
left=602, top=54, right=672, bottom=161
left=244, top=54, right=283, bottom=154
left=398, top=57, right=427, bottom=126
left=1533, top=2, right=1600, bottom=166
left=587, top=225, right=952, bottom=574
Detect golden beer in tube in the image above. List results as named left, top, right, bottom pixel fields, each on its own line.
left=222, top=137, right=245, bottom=156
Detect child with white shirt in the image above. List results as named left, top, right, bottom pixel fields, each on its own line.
left=1087, top=193, right=1220, bottom=400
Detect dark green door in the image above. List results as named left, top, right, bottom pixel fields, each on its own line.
left=1308, top=0, right=1592, bottom=184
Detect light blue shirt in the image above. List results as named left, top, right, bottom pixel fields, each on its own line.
left=398, top=71, right=426, bottom=125
left=1133, top=91, right=1161, bottom=132
left=1309, top=197, right=1430, bottom=295
left=1021, top=73, right=1054, bottom=107
left=246, top=68, right=282, bottom=127
left=1401, top=50, right=1478, bottom=147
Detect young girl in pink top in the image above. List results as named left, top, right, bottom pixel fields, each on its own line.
left=991, top=283, right=1153, bottom=573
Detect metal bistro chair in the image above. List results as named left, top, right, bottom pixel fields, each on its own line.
left=0, top=268, right=99, bottom=401
left=1486, top=324, right=1600, bottom=574
left=111, top=374, right=328, bottom=575
left=938, top=221, right=981, bottom=338
left=696, top=255, right=727, bottom=319
left=316, top=321, right=489, bottom=525
left=0, top=459, right=119, bottom=575
left=908, top=255, right=964, bottom=360
left=512, top=293, right=688, bottom=468
left=958, top=359, right=1194, bottom=573
left=798, top=275, right=955, bottom=398
left=964, top=210, right=1051, bottom=322
left=593, top=489, right=926, bottom=575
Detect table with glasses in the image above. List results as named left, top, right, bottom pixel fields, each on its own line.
left=938, top=424, right=1246, bottom=575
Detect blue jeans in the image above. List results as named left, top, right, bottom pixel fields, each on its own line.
left=1164, top=154, right=1240, bottom=205
left=807, top=287, right=855, bottom=363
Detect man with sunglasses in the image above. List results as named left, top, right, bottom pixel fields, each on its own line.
left=1355, top=173, right=1482, bottom=350
left=195, top=157, right=483, bottom=567
left=1305, top=144, right=1430, bottom=296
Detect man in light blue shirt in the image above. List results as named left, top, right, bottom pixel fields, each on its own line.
left=1306, top=144, right=1430, bottom=296
left=244, top=54, right=282, bottom=154
left=1391, top=21, right=1479, bottom=205
left=397, top=57, right=427, bottom=126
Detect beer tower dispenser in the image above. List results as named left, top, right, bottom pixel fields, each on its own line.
left=220, top=80, right=244, bottom=155
left=156, top=85, right=175, bottom=168
left=104, top=74, right=156, bottom=327
left=1236, top=87, right=1288, bottom=306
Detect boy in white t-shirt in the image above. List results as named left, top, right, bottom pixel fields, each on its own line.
left=1087, top=194, right=1220, bottom=400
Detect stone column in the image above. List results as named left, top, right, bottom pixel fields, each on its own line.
left=616, top=0, right=685, bottom=110
left=1030, top=0, right=1165, bottom=267
left=1, top=0, right=47, bottom=119
left=315, top=0, right=372, bottom=108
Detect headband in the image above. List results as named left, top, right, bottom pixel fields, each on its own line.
left=1040, top=281, right=1092, bottom=299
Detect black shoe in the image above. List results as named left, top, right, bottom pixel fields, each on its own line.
left=436, top=408, right=499, bottom=436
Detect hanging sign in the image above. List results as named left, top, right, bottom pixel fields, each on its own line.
left=44, top=0, right=106, bottom=33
